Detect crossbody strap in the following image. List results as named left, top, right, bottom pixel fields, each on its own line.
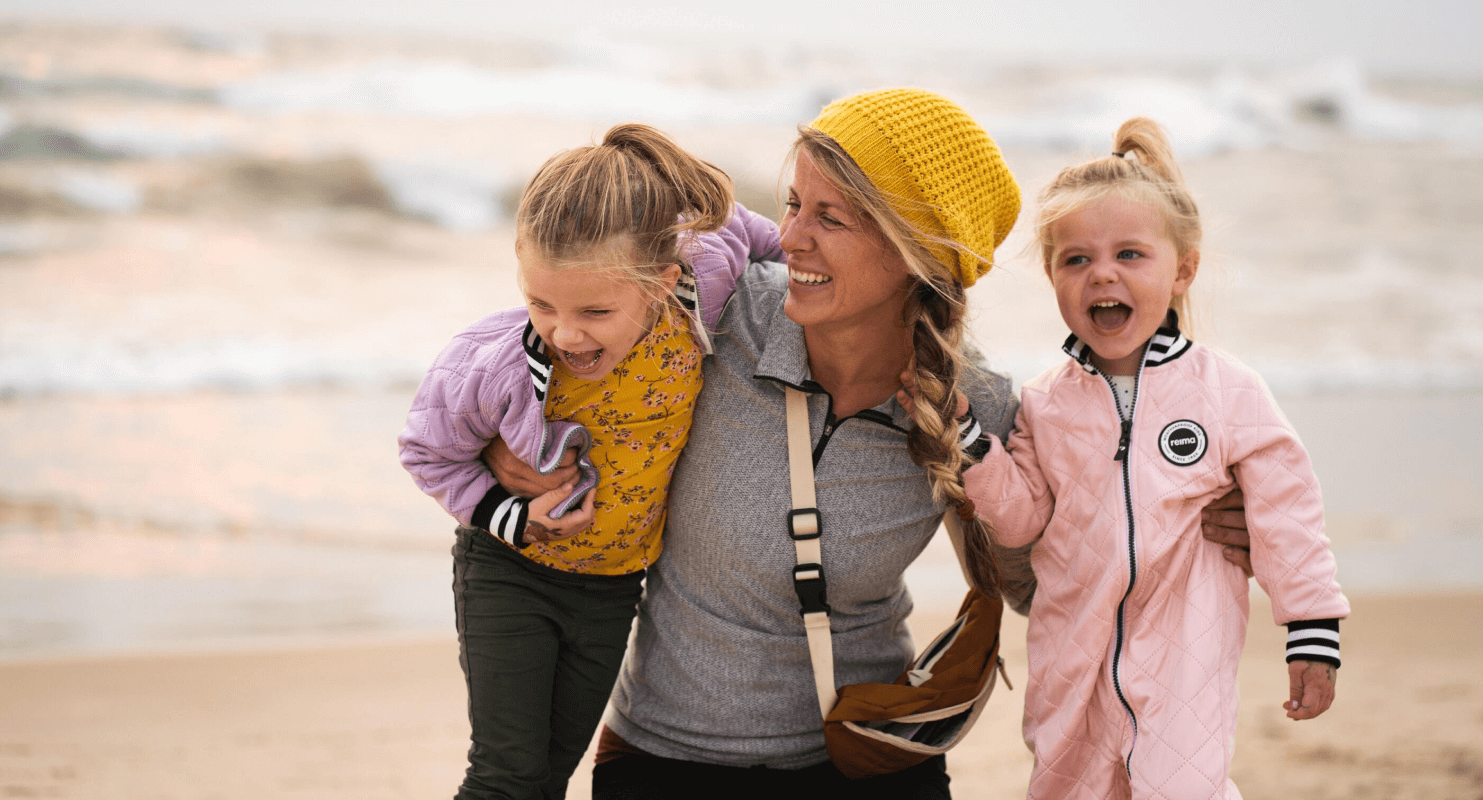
left=783, top=386, right=838, bottom=718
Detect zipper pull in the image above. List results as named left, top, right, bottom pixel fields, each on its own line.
left=1114, top=419, right=1132, bottom=461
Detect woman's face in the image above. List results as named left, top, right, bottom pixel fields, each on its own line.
left=779, top=153, right=912, bottom=336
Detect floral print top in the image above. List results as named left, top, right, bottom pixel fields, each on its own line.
left=528, top=306, right=703, bottom=575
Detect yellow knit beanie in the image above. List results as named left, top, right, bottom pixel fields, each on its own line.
left=810, top=88, right=1020, bottom=288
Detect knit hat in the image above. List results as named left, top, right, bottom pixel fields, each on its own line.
left=810, top=88, right=1020, bottom=288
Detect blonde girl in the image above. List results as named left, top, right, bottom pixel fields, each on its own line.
left=963, top=117, right=1349, bottom=799
left=399, top=123, right=780, bottom=800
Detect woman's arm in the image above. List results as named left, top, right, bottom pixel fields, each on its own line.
left=481, top=438, right=596, bottom=541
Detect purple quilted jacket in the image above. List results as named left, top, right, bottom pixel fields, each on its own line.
left=398, top=203, right=781, bottom=544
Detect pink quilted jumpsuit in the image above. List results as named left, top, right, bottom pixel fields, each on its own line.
left=964, top=322, right=1349, bottom=800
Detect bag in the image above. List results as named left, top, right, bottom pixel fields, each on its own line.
left=782, top=387, right=1012, bottom=780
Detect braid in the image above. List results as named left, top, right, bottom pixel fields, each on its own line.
left=904, top=280, right=1002, bottom=596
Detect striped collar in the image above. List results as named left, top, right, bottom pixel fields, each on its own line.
left=522, top=321, right=554, bottom=401
left=1061, top=310, right=1193, bottom=375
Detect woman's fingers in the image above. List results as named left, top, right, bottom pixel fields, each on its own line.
left=482, top=438, right=580, bottom=498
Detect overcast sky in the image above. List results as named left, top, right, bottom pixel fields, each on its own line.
left=3, top=0, right=1481, bottom=77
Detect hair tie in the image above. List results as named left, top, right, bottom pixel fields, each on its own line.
left=955, top=499, right=978, bottom=522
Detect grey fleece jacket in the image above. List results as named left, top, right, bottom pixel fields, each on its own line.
left=605, top=260, right=1018, bottom=768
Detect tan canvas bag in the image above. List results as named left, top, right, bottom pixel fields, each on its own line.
left=784, top=387, right=1010, bottom=780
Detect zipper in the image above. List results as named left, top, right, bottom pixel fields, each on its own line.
left=1101, top=362, right=1144, bottom=779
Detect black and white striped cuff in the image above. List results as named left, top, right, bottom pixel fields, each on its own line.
left=1285, top=619, right=1341, bottom=667
left=958, top=405, right=991, bottom=460
left=471, top=483, right=530, bottom=549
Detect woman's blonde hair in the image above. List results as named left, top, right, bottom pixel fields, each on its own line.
left=516, top=123, right=735, bottom=326
left=790, top=127, right=1019, bottom=600
left=1036, top=117, right=1202, bottom=327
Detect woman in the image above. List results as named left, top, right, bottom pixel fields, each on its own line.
left=487, top=89, right=1252, bottom=797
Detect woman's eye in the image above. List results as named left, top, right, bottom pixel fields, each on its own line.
left=585, top=309, right=612, bottom=318
left=819, top=214, right=842, bottom=228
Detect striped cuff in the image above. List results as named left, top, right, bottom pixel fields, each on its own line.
left=1285, top=619, right=1341, bottom=667
left=958, top=405, right=991, bottom=460
left=471, top=483, right=530, bottom=550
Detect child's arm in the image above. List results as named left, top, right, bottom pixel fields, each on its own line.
left=1223, top=364, right=1349, bottom=718
left=895, top=374, right=1053, bottom=547
left=398, top=323, right=595, bottom=547
left=686, top=201, right=783, bottom=278
left=962, top=406, right=1055, bottom=548
left=682, top=202, right=782, bottom=330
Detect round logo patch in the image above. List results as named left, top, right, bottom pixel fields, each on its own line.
left=1158, top=420, right=1207, bottom=466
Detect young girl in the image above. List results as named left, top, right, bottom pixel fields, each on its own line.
left=398, top=123, right=781, bottom=800
left=962, top=118, right=1349, bottom=799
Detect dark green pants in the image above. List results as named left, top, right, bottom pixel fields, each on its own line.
left=452, top=526, right=644, bottom=800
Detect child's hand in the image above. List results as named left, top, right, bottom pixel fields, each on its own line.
left=522, top=479, right=596, bottom=545
left=896, top=366, right=969, bottom=419
left=1284, top=659, right=1338, bottom=720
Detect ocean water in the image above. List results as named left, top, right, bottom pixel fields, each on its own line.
left=1, top=8, right=1481, bottom=658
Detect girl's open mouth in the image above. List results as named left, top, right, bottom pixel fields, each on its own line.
left=561, top=349, right=603, bottom=372
left=1090, top=301, right=1131, bottom=330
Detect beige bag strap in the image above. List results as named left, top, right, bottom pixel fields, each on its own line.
left=783, top=386, right=837, bottom=718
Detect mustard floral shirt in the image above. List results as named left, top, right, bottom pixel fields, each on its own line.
left=526, top=308, right=703, bottom=575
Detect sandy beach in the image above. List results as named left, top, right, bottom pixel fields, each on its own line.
left=4, top=591, right=1481, bottom=799
left=3, top=16, right=1483, bottom=800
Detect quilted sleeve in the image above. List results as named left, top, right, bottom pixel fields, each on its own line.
left=397, top=334, right=523, bottom=532
left=963, top=402, right=1055, bottom=548
left=683, top=202, right=782, bottom=332
left=1223, top=367, right=1350, bottom=628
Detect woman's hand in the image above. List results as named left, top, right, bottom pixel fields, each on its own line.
left=1201, top=486, right=1253, bottom=577
left=522, top=479, right=596, bottom=545
left=481, top=438, right=595, bottom=540
left=895, top=366, right=969, bottom=418
left=482, top=438, right=583, bottom=497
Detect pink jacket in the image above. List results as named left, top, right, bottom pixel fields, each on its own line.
left=398, top=203, right=781, bottom=547
left=964, top=320, right=1348, bottom=800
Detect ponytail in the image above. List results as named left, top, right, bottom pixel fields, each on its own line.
left=517, top=123, right=734, bottom=270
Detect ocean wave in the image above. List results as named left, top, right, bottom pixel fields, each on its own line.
left=218, top=60, right=821, bottom=126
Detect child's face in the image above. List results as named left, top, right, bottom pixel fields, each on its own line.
left=1046, top=195, right=1198, bottom=376
left=520, top=255, right=680, bottom=381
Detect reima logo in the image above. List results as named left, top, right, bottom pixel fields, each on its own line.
left=1158, top=420, right=1207, bottom=466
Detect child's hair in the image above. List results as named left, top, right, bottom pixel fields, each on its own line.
left=1036, top=117, right=1201, bottom=327
left=790, top=127, right=1017, bottom=600
left=515, top=123, right=735, bottom=324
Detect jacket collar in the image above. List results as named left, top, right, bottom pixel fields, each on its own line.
left=1061, top=310, right=1193, bottom=375
left=522, top=321, right=553, bottom=402
left=753, top=308, right=909, bottom=432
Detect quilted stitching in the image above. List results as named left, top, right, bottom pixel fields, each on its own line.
left=971, top=343, right=1347, bottom=799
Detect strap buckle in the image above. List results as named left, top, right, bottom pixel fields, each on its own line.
left=787, top=508, right=822, bottom=540
left=793, top=563, right=832, bottom=616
